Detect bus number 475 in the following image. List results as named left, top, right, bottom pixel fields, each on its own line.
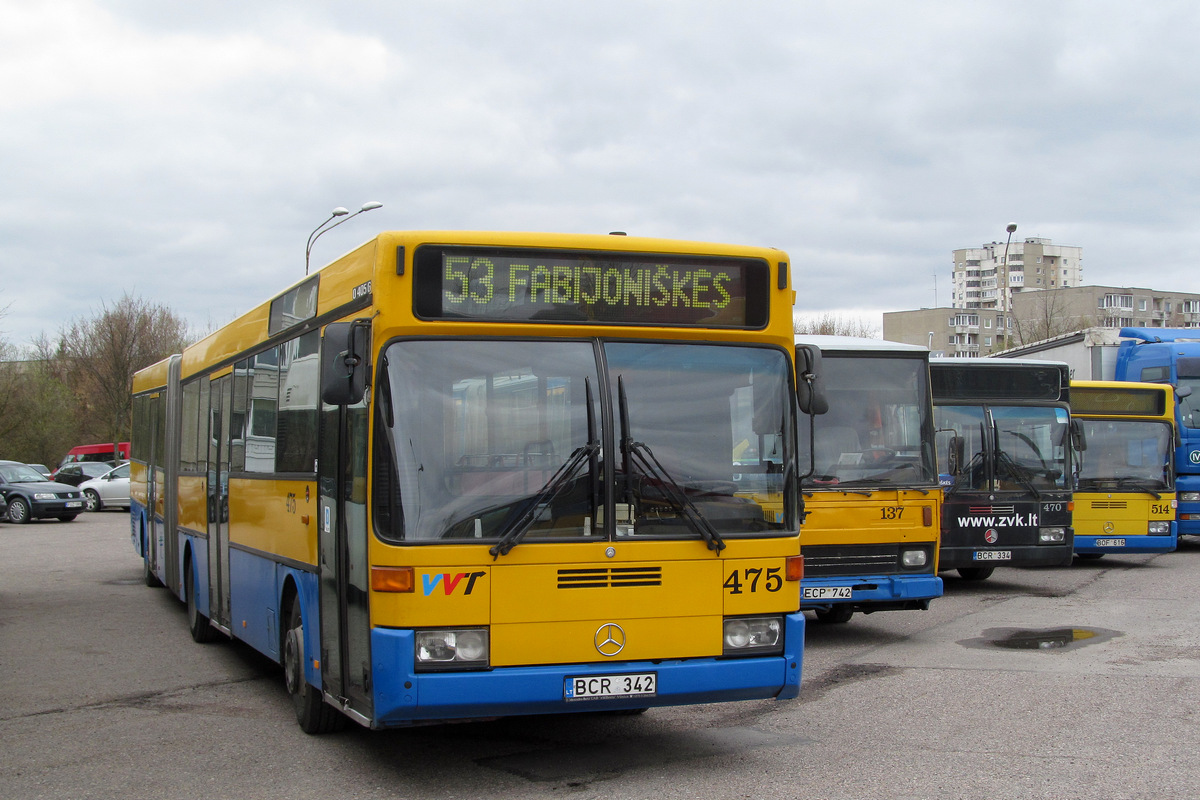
left=723, top=567, right=782, bottom=594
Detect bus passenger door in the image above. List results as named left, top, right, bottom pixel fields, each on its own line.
left=207, top=375, right=232, bottom=631
left=145, top=392, right=162, bottom=578
left=317, top=392, right=372, bottom=718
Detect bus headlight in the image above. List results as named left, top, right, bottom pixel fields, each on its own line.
left=901, top=548, right=928, bottom=568
left=723, top=616, right=783, bottom=656
left=415, top=629, right=489, bottom=670
left=1039, top=527, right=1066, bottom=543
left=1148, top=521, right=1172, bottom=535
left=1179, top=492, right=1200, bottom=502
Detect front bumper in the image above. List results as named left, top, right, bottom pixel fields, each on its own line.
left=800, top=574, right=942, bottom=613
left=367, top=612, right=804, bottom=728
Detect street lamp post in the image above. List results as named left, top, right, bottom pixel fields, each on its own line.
left=999, top=222, right=1017, bottom=350
left=305, top=201, right=384, bottom=275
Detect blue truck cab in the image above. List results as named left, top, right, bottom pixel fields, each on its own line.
left=1114, top=328, right=1200, bottom=537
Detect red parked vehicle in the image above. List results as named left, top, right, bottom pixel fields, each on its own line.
left=54, top=442, right=130, bottom=474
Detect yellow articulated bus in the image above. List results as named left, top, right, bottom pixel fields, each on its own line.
left=131, top=230, right=825, bottom=732
left=1070, top=380, right=1178, bottom=558
left=793, top=336, right=941, bottom=624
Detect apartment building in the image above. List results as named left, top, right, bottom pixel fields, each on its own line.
left=952, top=238, right=1082, bottom=311
left=882, top=306, right=1012, bottom=358
left=883, top=284, right=1200, bottom=357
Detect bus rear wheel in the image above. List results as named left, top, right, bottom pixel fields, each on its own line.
left=957, top=567, right=994, bottom=581
left=185, top=561, right=218, bottom=643
left=284, top=601, right=346, bottom=734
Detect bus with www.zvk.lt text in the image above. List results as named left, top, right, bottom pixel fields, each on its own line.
left=793, top=336, right=941, bottom=624
left=1070, top=380, right=1178, bottom=557
left=130, top=230, right=824, bottom=732
left=930, top=358, right=1076, bottom=580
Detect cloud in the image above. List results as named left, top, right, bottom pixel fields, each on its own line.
left=2, top=0, right=1200, bottom=347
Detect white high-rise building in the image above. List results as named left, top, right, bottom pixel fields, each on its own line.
left=952, top=238, right=1082, bottom=310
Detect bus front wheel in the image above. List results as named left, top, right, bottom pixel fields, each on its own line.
left=284, top=601, right=345, bottom=734
left=957, top=567, right=994, bottom=581
left=814, top=606, right=854, bottom=624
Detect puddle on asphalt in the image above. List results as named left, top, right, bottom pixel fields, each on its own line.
left=959, top=626, right=1121, bottom=652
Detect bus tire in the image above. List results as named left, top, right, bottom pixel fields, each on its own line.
left=957, top=567, right=994, bottom=581
left=185, top=560, right=219, bottom=643
left=284, top=601, right=346, bottom=734
left=815, top=606, right=854, bottom=624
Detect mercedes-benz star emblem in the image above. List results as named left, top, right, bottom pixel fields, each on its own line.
left=1104, top=521, right=1115, bottom=534
left=594, top=623, right=626, bottom=657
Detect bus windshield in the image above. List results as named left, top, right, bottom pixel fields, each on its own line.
left=1076, top=418, right=1173, bottom=490
left=1178, top=376, right=1200, bottom=429
left=800, top=355, right=936, bottom=487
left=935, top=404, right=1070, bottom=492
left=377, top=339, right=794, bottom=543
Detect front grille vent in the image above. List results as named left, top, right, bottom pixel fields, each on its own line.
left=803, top=544, right=905, bottom=577
left=558, top=567, right=662, bottom=589
left=1090, top=501, right=1128, bottom=510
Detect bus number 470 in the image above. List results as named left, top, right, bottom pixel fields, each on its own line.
left=723, top=567, right=782, bottom=594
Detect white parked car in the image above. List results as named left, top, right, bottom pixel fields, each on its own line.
left=80, top=461, right=130, bottom=511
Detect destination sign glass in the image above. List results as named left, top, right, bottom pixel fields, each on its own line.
left=413, top=246, right=770, bottom=328
left=930, top=364, right=1066, bottom=402
left=1071, top=387, right=1166, bottom=416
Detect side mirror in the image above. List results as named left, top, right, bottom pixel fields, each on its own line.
left=948, top=434, right=964, bottom=474
left=795, top=345, right=829, bottom=415
left=320, top=320, right=371, bottom=405
left=1176, top=385, right=1193, bottom=400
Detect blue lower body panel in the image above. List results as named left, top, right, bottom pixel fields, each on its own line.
left=1176, top=481, right=1200, bottom=536
left=801, top=574, right=942, bottom=613
left=368, top=612, right=803, bottom=727
left=1075, top=529, right=1178, bottom=555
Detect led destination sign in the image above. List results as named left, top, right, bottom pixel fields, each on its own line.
left=1071, top=387, right=1166, bottom=417
left=413, top=246, right=769, bottom=328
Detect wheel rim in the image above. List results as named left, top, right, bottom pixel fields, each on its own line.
left=85, top=491, right=99, bottom=511
left=9, top=498, right=29, bottom=523
left=284, top=626, right=303, bottom=696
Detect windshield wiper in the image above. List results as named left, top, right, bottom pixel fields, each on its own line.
left=490, top=379, right=599, bottom=559
left=995, top=448, right=1041, bottom=498
left=1114, top=476, right=1163, bottom=499
left=618, top=377, right=726, bottom=554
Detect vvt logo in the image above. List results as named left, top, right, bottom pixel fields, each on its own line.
left=422, top=571, right=486, bottom=596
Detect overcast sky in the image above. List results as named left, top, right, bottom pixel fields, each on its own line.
left=3, top=0, right=1199, bottom=348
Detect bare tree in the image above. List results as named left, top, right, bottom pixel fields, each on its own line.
left=1013, top=289, right=1095, bottom=346
left=56, top=294, right=192, bottom=448
left=0, top=310, right=20, bottom=444
left=794, top=312, right=879, bottom=338
left=0, top=333, right=80, bottom=466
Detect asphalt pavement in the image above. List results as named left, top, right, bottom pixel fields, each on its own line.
left=2, top=511, right=1197, bottom=799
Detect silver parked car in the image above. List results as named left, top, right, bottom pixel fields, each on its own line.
left=79, top=461, right=131, bottom=511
